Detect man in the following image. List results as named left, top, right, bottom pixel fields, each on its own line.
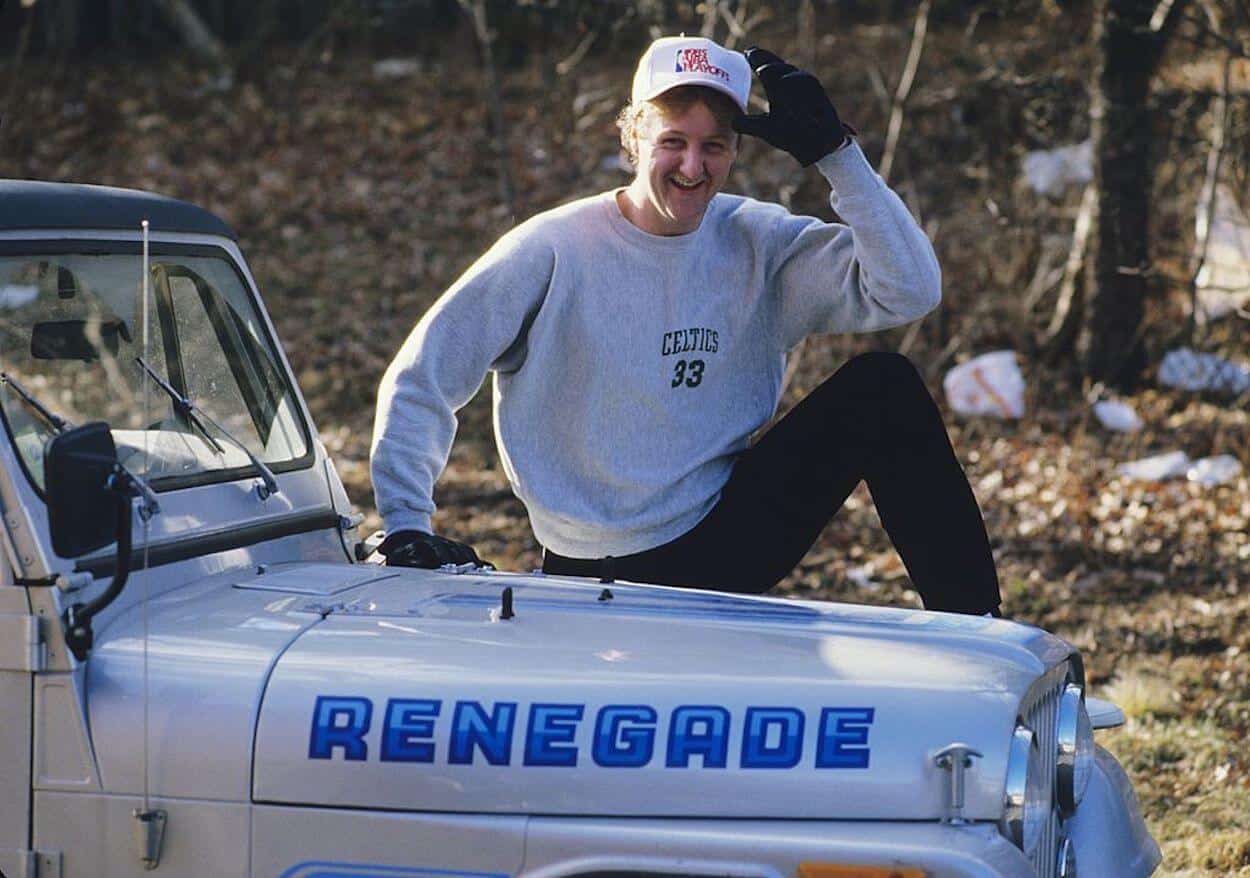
left=371, top=37, right=1001, bottom=616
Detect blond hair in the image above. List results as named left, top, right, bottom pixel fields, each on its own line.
left=617, top=85, right=741, bottom=167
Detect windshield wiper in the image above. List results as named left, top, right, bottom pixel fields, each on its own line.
left=135, top=356, right=280, bottom=499
left=1, top=371, right=161, bottom=516
left=2, top=372, right=74, bottom=433
left=133, top=357, right=225, bottom=455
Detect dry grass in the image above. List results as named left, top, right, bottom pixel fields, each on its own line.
left=1101, top=716, right=1250, bottom=875
left=1103, top=665, right=1183, bottom=719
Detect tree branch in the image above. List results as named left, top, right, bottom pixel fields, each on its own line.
left=458, top=0, right=517, bottom=222
left=701, top=0, right=720, bottom=39
left=719, top=1, right=771, bottom=50
left=1044, top=183, right=1097, bottom=359
left=879, top=0, right=930, bottom=184
left=556, top=27, right=600, bottom=76
left=150, top=0, right=228, bottom=69
left=1188, top=48, right=1234, bottom=336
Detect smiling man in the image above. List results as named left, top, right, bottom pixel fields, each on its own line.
left=616, top=48, right=740, bottom=236
left=371, top=37, right=1002, bottom=616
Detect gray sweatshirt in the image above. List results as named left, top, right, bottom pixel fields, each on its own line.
left=371, top=141, right=940, bottom=558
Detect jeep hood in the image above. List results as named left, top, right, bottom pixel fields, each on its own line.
left=251, top=567, right=1072, bottom=820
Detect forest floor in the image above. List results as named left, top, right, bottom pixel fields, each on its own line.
left=4, top=8, right=1249, bottom=873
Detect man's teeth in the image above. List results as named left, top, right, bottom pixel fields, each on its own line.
left=671, top=176, right=706, bottom=190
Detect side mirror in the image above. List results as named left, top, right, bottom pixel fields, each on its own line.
left=44, top=422, right=122, bottom=558
left=44, top=422, right=144, bottom=662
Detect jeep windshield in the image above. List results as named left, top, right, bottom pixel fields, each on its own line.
left=0, top=244, right=309, bottom=492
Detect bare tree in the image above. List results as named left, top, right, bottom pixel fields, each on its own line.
left=459, top=0, right=517, bottom=222
left=1079, top=0, right=1190, bottom=388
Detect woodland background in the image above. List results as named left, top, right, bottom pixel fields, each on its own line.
left=2, top=0, right=1249, bottom=872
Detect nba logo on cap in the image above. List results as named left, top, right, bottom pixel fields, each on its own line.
left=675, top=47, right=730, bottom=83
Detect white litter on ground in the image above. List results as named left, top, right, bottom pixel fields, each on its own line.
left=372, top=58, right=422, bottom=79
left=1158, top=348, right=1250, bottom=395
left=1117, top=451, right=1242, bottom=486
left=846, top=565, right=883, bottom=591
left=1093, top=400, right=1143, bottom=432
left=1187, top=455, right=1242, bottom=487
left=944, top=351, right=1026, bottom=419
left=1022, top=140, right=1093, bottom=198
left=1117, top=451, right=1191, bottom=482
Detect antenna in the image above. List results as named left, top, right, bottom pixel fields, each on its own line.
left=140, top=219, right=151, bottom=814
left=133, top=219, right=166, bottom=869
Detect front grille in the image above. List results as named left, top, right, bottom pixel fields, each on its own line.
left=1020, top=663, right=1071, bottom=878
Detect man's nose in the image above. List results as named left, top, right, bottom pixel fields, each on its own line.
left=680, top=147, right=704, bottom=178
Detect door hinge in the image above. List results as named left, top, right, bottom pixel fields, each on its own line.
left=17, top=849, right=62, bottom=878
left=133, top=808, right=167, bottom=870
left=0, top=613, right=45, bottom=672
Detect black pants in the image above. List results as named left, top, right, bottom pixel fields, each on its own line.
left=542, top=352, right=1001, bottom=615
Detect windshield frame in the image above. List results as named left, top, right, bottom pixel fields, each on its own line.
left=0, top=238, right=316, bottom=497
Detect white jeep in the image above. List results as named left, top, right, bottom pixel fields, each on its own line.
left=0, top=180, right=1159, bottom=878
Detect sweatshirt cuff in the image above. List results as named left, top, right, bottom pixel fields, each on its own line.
left=813, top=139, right=880, bottom=195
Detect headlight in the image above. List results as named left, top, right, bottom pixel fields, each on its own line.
left=1057, top=683, right=1094, bottom=815
left=1000, top=725, right=1047, bottom=856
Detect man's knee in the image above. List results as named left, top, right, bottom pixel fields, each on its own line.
left=839, top=351, right=922, bottom=385
left=830, top=352, right=929, bottom=409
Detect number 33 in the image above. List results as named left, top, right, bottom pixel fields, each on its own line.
left=671, top=359, right=705, bottom=388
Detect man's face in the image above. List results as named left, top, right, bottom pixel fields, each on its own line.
left=627, top=99, right=737, bottom=236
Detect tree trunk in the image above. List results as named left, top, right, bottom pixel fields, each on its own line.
left=41, top=0, right=81, bottom=55
left=202, top=0, right=226, bottom=41
left=1080, top=0, right=1189, bottom=388
left=459, top=0, right=517, bottom=223
left=109, top=0, right=130, bottom=50
left=1081, top=0, right=1154, bottom=387
left=150, top=0, right=228, bottom=68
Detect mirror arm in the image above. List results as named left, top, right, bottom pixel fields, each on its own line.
left=62, top=488, right=134, bottom=662
left=115, top=464, right=161, bottom=521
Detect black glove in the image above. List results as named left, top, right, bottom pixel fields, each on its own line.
left=733, top=47, right=849, bottom=167
left=379, top=530, right=491, bottom=569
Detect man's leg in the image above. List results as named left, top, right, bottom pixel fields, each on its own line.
left=547, top=352, right=1000, bottom=614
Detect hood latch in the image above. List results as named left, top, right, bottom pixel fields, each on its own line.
left=934, top=742, right=982, bottom=825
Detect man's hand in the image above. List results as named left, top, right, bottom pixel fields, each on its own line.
left=733, top=47, right=849, bottom=167
left=379, top=530, right=491, bottom=569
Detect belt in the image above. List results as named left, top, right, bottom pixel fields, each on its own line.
left=542, top=549, right=618, bottom=583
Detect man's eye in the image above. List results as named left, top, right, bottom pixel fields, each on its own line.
left=705, top=143, right=726, bottom=154
left=660, top=138, right=683, bottom=148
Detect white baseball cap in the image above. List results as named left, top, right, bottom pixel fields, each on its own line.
left=631, top=36, right=751, bottom=113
